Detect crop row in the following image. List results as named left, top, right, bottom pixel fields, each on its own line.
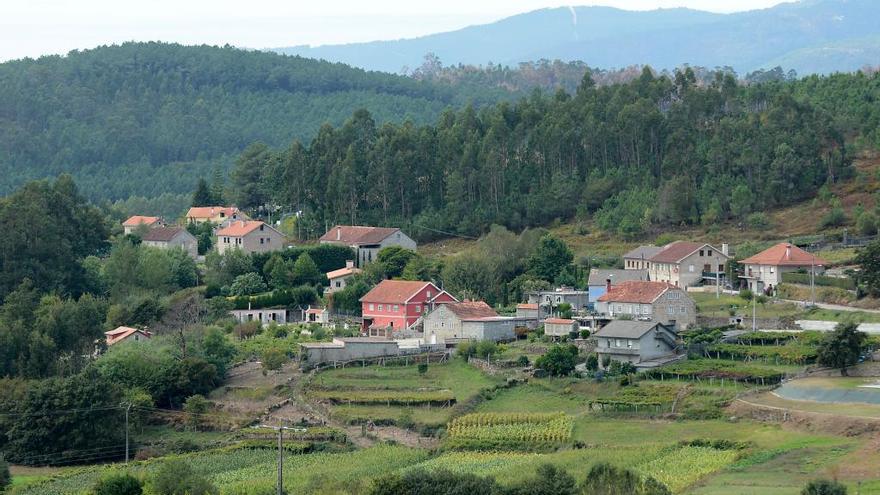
left=706, top=343, right=817, bottom=364
left=636, top=446, right=738, bottom=493
left=446, top=413, right=573, bottom=451
left=644, top=359, right=784, bottom=383
left=448, top=412, right=567, bottom=428
left=311, top=388, right=455, bottom=405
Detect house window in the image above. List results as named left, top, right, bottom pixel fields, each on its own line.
left=556, top=296, right=561, bottom=303
left=369, top=304, right=374, bottom=311
left=416, top=305, right=421, bottom=313
left=626, top=340, right=633, bottom=348
left=707, top=249, right=713, bottom=256
left=615, top=339, right=623, bottom=347
left=770, top=267, right=775, bottom=273
left=427, top=291, right=432, bottom=298
left=719, top=264, right=724, bottom=272
left=699, top=250, right=704, bottom=256
left=393, top=305, right=399, bottom=312
left=688, top=265, right=694, bottom=272
left=378, top=304, right=383, bottom=311
left=259, top=224, right=264, bottom=231
left=335, top=281, right=341, bottom=288
left=680, top=306, right=686, bottom=314
left=260, top=238, right=264, bottom=244
left=667, top=306, right=674, bottom=315
left=266, top=237, right=270, bottom=243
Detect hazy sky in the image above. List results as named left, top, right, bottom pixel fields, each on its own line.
left=2, top=0, right=793, bottom=62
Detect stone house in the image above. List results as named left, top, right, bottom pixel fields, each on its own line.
left=423, top=301, right=516, bottom=344
left=543, top=318, right=578, bottom=338
left=647, top=241, right=730, bottom=288
left=141, top=227, right=198, bottom=258
left=623, top=245, right=663, bottom=271
left=325, top=260, right=362, bottom=294
left=216, top=220, right=285, bottom=255
left=595, top=281, right=696, bottom=328
left=319, top=225, right=417, bottom=267
left=593, top=320, right=679, bottom=370
left=230, top=308, right=288, bottom=326
left=105, top=326, right=152, bottom=346
left=526, top=288, right=589, bottom=316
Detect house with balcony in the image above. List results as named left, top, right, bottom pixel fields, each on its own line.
left=593, top=320, right=679, bottom=370
left=739, top=243, right=827, bottom=294
left=595, top=280, right=696, bottom=328
left=525, top=288, right=589, bottom=316
left=360, top=280, right=457, bottom=337
left=647, top=241, right=730, bottom=288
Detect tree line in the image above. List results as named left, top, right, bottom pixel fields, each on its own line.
left=231, top=68, right=875, bottom=242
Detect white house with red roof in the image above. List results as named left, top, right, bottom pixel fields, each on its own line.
left=423, top=301, right=516, bottom=344
left=185, top=206, right=249, bottom=225
left=319, top=225, right=416, bottom=267
left=646, top=241, right=730, bottom=288
left=596, top=280, right=696, bottom=328
left=325, top=260, right=362, bottom=294
left=216, top=220, right=285, bottom=255
left=360, top=280, right=456, bottom=337
left=122, top=215, right=163, bottom=235
left=739, top=243, right=827, bottom=294
left=105, top=326, right=152, bottom=346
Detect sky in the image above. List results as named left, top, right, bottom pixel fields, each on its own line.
left=1, top=0, right=794, bottom=62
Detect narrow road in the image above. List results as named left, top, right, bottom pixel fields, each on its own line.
left=778, top=299, right=880, bottom=314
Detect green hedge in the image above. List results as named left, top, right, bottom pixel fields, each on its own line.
left=230, top=285, right=318, bottom=309
left=781, top=272, right=855, bottom=290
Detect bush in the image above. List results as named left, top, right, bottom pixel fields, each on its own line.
left=183, top=394, right=210, bottom=431
left=93, top=472, right=143, bottom=495
left=229, top=272, right=267, bottom=296
left=261, top=347, right=287, bottom=373
left=149, top=460, right=218, bottom=495
left=579, top=329, right=591, bottom=339
left=746, top=212, right=771, bottom=230
left=516, top=355, right=530, bottom=367
left=738, top=289, right=753, bottom=301
left=820, top=205, right=846, bottom=228
left=581, top=462, right=670, bottom=495
left=857, top=212, right=878, bottom=236
left=535, top=344, right=578, bottom=376
left=801, top=479, right=847, bottom=495
left=417, top=363, right=428, bottom=375
left=586, top=354, right=599, bottom=371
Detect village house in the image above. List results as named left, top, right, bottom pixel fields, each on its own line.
left=587, top=268, right=648, bottom=302
left=423, top=301, right=516, bottom=345
left=319, top=225, right=417, bottom=267
left=516, top=303, right=541, bottom=319
left=526, top=288, right=589, bottom=316
left=104, top=326, right=152, bottom=346
left=543, top=318, right=578, bottom=338
left=739, top=243, right=827, bottom=294
left=592, top=320, right=679, bottom=370
left=216, top=220, right=285, bottom=255
left=595, top=280, right=696, bottom=328
left=325, top=261, right=362, bottom=294
left=140, top=227, right=198, bottom=258
left=623, top=245, right=662, bottom=271
left=360, top=280, right=457, bottom=337
left=185, top=206, right=249, bottom=225
left=122, top=215, right=162, bottom=235
left=305, top=307, right=330, bottom=326
left=230, top=308, right=288, bottom=327
left=647, top=241, right=730, bottom=288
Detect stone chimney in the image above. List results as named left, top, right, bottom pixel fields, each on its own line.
left=785, top=243, right=792, bottom=260
left=721, top=243, right=729, bottom=256
left=336, top=226, right=342, bottom=241
left=345, top=260, right=355, bottom=269
left=606, top=279, right=612, bottom=293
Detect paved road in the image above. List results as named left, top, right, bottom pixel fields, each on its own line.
left=779, top=299, right=880, bottom=314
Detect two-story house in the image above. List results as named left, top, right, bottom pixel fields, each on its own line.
left=587, top=268, right=648, bottom=301
left=423, top=301, right=515, bottom=345
left=593, top=320, right=679, bottom=370
left=739, top=243, right=827, bottom=294
left=325, top=260, right=362, bottom=294
left=216, top=221, right=285, bottom=255
left=319, top=225, right=417, bottom=267
left=595, top=280, right=696, bottom=328
left=360, top=280, right=457, bottom=337
left=525, top=288, right=589, bottom=316
left=122, top=215, right=162, bottom=235
left=647, top=241, right=730, bottom=288
left=141, top=227, right=198, bottom=258
left=186, top=206, right=249, bottom=225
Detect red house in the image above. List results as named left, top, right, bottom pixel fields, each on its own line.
left=360, top=280, right=457, bottom=337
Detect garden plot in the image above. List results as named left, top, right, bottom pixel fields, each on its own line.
left=445, top=412, right=574, bottom=451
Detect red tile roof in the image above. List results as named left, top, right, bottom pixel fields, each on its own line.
left=597, top=281, right=676, bottom=304
left=217, top=220, right=269, bottom=237
left=320, top=225, right=401, bottom=245
left=739, top=243, right=828, bottom=266
left=544, top=318, right=576, bottom=325
left=360, top=280, right=436, bottom=304
left=186, top=206, right=241, bottom=220
left=123, top=215, right=160, bottom=227
left=326, top=266, right=362, bottom=279
left=517, top=303, right=539, bottom=310
left=649, top=241, right=706, bottom=263
left=443, top=301, right=499, bottom=320
left=105, top=326, right=152, bottom=346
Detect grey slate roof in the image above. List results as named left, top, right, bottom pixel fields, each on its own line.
left=588, top=269, right=649, bottom=286
left=623, top=245, right=663, bottom=260
left=141, top=227, right=185, bottom=242
left=593, top=320, right=663, bottom=339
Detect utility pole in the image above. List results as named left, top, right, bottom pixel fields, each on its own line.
left=124, top=402, right=132, bottom=464
left=810, top=256, right=816, bottom=307
left=253, top=423, right=307, bottom=495
left=752, top=294, right=757, bottom=332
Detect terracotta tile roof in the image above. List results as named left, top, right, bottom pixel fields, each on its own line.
left=217, top=220, right=271, bottom=237
left=740, top=243, right=828, bottom=266
left=319, top=225, right=401, bottom=245
left=517, top=303, right=539, bottom=310
left=306, top=307, right=325, bottom=315
left=588, top=269, right=648, bottom=286
left=326, top=266, right=362, bottom=280
left=123, top=215, right=160, bottom=227
left=105, top=326, right=152, bottom=346
left=141, top=226, right=186, bottom=242
left=623, top=245, right=663, bottom=260
left=443, top=301, right=498, bottom=320
left=597, top=281, right=676, bottom=304
left=186, top=206, right=241, bottom=220
left=360, top=280, right=436, bottom=304
left=544, top=318, right=576, bottom=325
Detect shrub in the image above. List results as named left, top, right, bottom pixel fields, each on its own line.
left=261, top=347, right=287, bottom=373
left=93, top=472, right=143, bottom=495
left=738, top=289, right=753, bottom=301
left=801, top=479, right=847, bottom=495
left=149, top=460, right=218, bottom=495
left=183, top=394, right=210, bottom=431
left=535, top=344, right=578, bottom=376
left=579, top=329, right=591, bottom=339
left=229, top=272, right=268, bottom=296
left=857, top=212, right=878, bottom=236
left=746, top=212, right=771, bottom=230
left=820, top=204, right=846, bottom=228
left=581, top=462, right=670, bottom=495
left=417, top=363, right=428, bottom=375
left=586, top=354, right=599, bottom=371
left=516, top=355, right=530, bottom=367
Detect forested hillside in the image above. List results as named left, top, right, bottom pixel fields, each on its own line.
left=0, top=42, right=513, bottom=202
left=230, top=69, right=880, bottom=242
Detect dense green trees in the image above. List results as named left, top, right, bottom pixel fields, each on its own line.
left=816, top=322, right=867, bottom=376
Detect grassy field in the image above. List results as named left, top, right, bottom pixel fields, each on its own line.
left=692, top=292, right=880, bottom=324
left=309, top=359, right=499, bottom=427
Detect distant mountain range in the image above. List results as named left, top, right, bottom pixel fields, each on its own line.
left=275, top=0, right=880, bottom=75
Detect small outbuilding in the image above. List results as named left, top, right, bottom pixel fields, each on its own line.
left=105, top=326, right=152, bottom=346
left=543, top=318, right=578, bottom=338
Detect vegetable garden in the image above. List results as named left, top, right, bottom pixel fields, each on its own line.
left=445, top=412, right=574, bottom=451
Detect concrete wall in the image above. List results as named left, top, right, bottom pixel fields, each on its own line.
left=544, top=321, right=578, bottom=337
left=461, top=320, right=515, bottom=342
left=300, top=339, right=443, bottom=369
left=231, top=308, right=288, bottom=326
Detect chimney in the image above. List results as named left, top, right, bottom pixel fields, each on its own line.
left=345, top=260, right=354, bottom=269
left=721, top=243, right=729, bottom=256
left=785, top=243, right=792, bottom=260
left=606, top=278, right=612, bottom=293
left=336, top=226, right=342, bottom=241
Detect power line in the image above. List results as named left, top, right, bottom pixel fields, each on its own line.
left=411, top=223, right=479, bottom=240
left=0, top=405, right=124, bottom=418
